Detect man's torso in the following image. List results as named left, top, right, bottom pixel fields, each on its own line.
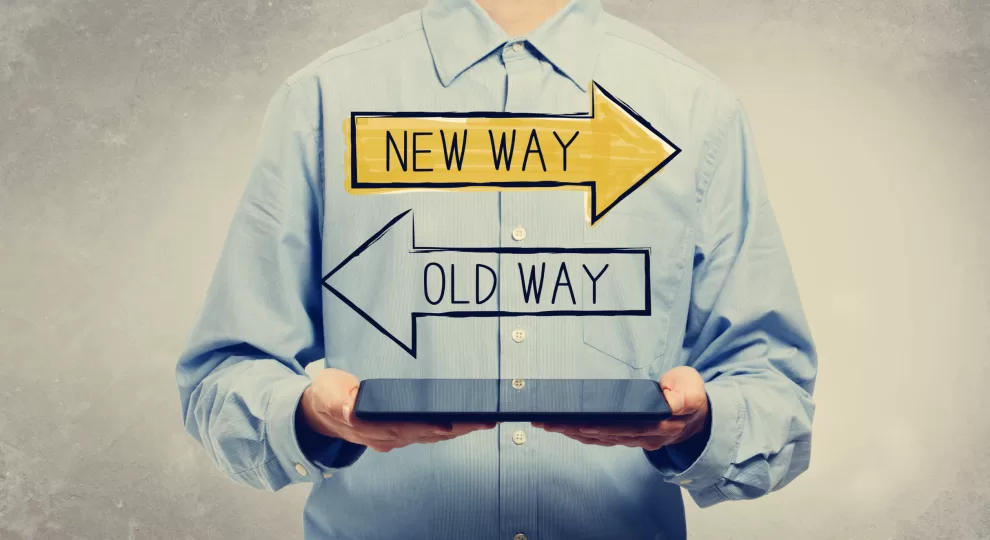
left=285, top=2, right=735, bottom=537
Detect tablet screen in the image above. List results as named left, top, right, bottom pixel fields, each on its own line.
left=354, top=378, right=670, bottom=420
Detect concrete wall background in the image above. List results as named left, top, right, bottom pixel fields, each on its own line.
left=1, top=0, right=988, bottom=538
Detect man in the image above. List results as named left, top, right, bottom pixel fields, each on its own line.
left=176, top=0, right=817, bottom=538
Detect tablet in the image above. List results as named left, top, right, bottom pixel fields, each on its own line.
left=352, top=378, right=671, bottom=424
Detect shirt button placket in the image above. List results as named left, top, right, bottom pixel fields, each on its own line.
left=499, top=38, right=542, bottom=540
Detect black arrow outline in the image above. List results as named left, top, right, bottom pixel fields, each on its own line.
left=321, top=210, right=651, bottom=357
left=348, top=82, right=682, bottom=224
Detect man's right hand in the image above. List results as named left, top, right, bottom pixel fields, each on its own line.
left=299, top=368, right=496, bottom=453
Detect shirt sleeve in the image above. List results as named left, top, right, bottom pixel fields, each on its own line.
left=175, top=81, right=364, bottom=492
left=644, top=96, right=818, bottom=508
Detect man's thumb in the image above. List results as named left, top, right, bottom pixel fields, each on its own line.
left=337, top=386, right=359, bottom=426
left=663, top=388, right=686, bottom=414
left=660, top=366, right=703, bottom=415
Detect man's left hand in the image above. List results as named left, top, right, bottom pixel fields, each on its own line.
left=532, top=366, right=710, bottom=451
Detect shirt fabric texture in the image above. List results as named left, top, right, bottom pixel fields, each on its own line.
left=176, top=0, right=818, bottom=538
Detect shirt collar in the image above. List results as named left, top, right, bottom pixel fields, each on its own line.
left=422, top=0, right=605, bottom=92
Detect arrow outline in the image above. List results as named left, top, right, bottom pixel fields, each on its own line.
left=348, top=82, right=683, bottom=224
left=321, top=209, right=652, bottom=357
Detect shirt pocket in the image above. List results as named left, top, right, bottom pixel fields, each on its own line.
left=581, top=212, right=691, bottom=370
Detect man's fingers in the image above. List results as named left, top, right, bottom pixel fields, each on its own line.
left=638, top=439, right=666, bottom=451
left=367, top=442, right=399, bottom=453
left=334, top=402, right=354, bottom=426
left=538, top=426, right=625, bottom=445
left=448, top=422, right=497, bottom=434
left=327, top=385, right=360, bottom=425
left=656, top=417, right=688, bottom=437
left=362, top=420, right=443, bottom=433
left=412, top=422, right=495, bottom=441
left=354, top=421, right=440, bottom=441
left=557, top=432, right=614, bottom=446
left=307, top=371, right=501, bottom=450
left=536, top=422, right=661, bottom=438
left=536, top=423, right=617, bottom=437
left=415, top=433, right=469, bottom=444
left=533, top=423, right=571, bottom=434
left=578, top=423, right=659, bottom=437
left=420, top=424, right=494, bottom=440
left=356, top=421, right=497, bottom=446
left=579, top=433, right=674, bottom=450
left=529, top=423, right=681, bottom=449
left=356, top=426, right=403, bottom=442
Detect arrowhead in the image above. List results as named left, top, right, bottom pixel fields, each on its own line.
left=321, top=210, right=418, bottom=356
left=588, top=82, right=681, bottom=224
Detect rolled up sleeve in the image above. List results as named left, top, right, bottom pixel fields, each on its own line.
left=646, top=96, right=817, bottom=508
left=176, top=81, right=361, bottom=492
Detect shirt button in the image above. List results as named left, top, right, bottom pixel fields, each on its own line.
left=511, top=378, right=525, bottom=390
left=511, top=328, right=526, bottom=343
left=511, top=226, right=526, bottom=241
left=323, top=472, right=334, bottom=479
left=512, top=430, right=527, bottom=445
left=679, top=479, right=693, bottom=485
left=511, top=42, right=524, bottom=53
left=294, top=463, right=308, bottom=477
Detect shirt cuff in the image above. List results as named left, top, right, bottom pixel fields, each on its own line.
left=296, top=401, right=368, bottom=468
left=644, top=378, right=744, bottom=508
left=265, top=374, right=359, bottom=488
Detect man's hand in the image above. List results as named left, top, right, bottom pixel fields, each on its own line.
left=299, top=368, right=496, bottom=453
left=532, top=367, right=710, bottom=451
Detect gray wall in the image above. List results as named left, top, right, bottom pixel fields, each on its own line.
left=1, top=0, right=988, bottom=538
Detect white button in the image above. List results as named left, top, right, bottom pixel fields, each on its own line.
left=514, top=534, right=527, bottom=540
left=511, top=226, right=526, bottom=241
left=512, top=42, right=524, bottom=53
left=512, top=430, right=527, bottom=445
left=679, top=479, right=693, bottom=485
left=323, top=472, right=334, bottom=479
left=294, top=463, right=308, bottom=477
left=511, top=328, right=526, bottom=343
left=511, top=378, right=525, bottom=390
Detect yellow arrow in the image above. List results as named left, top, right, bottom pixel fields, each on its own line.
left=344, top=82, right=680, bottom=224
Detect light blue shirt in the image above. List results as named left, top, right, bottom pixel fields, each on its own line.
left=176, top=0, right=817, bottom=538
